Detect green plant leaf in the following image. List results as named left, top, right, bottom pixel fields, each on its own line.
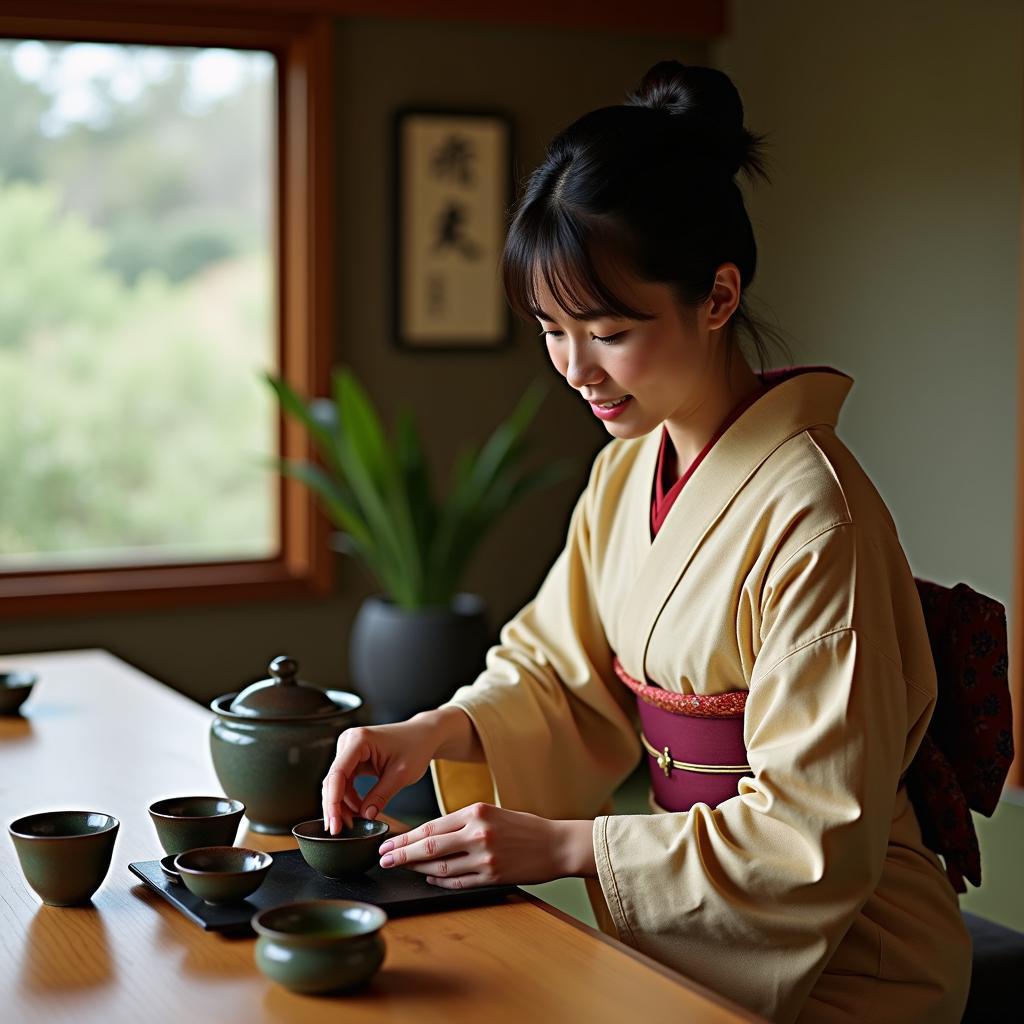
left=265, top=367, right=567, bottom=608
left=333, top=367, right=394, bottom=492
left=395, top=406, right=437, bottom=562
left=262, top=453, right=404, bottom=596
left=264, top=372, right=349, bottom=488
left=465, top=377, right=548, bottom=500
left=439, top=457, right=577, bottom=595
left=430, top=377, right=551, bottom=587
left=264, top=372, right=332, bottom=452
left=332, top=367, right=423, bottom=603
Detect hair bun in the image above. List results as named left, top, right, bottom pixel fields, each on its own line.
left=625, top=59, right=769, bottom=183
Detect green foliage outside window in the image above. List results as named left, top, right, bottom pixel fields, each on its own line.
left=0, top=41, right=276, bottom=566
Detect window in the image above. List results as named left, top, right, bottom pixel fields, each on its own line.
left=1, top=39, right=277, bottom=569
left=0, top=7, right=334, bottom=616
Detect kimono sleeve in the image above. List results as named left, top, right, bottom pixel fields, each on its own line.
left=591, top=522, right=935, bottom=1024
left=429, top=444, right=641, bottom=824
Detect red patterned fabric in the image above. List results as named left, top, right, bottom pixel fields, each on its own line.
left=905, top=579, right=1014, bottom=892
left=613, top=656, right=747, bottom=717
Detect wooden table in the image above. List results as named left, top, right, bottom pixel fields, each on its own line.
left=0, top=649, right=762, bottom=1023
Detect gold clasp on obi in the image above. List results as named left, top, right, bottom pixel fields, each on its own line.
left=640, top=729, right=752, bottom=776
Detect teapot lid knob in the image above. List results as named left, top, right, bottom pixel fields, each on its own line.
left=225, top=654, right=341, bottom=718
left=269, top=655, right=299, bottom=685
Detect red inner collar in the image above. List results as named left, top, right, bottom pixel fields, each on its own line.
left=651, top=365, right=846, bottom=539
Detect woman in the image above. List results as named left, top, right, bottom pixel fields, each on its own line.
left=321, top=60, right=972, bottom=1023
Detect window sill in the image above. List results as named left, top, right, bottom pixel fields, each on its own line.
left=0, top=554, right=334, bottom=617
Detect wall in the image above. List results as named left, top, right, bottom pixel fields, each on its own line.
left=714, top=0, right=1022, bottom=623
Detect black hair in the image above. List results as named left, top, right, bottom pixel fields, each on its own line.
left=502, top=59, right=793, bottom=372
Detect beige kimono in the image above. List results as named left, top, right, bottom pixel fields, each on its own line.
left=429, top=368, right=972, bottom=1023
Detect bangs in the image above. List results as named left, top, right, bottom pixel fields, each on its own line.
left=502, top=208, right=658, bottom=325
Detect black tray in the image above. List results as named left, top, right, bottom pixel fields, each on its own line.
left=129, top=848, right=520, bottom=935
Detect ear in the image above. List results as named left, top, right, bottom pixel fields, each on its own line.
left=705, top=262, right=742, bottom=331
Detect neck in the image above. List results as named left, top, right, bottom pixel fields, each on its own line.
left=663, top=351, right=764, bottom=476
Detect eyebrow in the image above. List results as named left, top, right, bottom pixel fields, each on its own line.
left=533, top=307, right=624, bottom=323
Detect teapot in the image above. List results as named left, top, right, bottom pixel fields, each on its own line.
left=209, top=655, right=362, bottom=834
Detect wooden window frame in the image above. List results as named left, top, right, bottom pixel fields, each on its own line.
left=0, top=3, right=335, bottom=617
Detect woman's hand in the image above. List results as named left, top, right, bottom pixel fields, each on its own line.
left=376, top=801, right=593, bottom=888
left=321, top=716, right=440, bottom=834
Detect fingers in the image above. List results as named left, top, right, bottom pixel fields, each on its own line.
left=377, top=817, right=462, bottom=868
left=387, top=850, right=472, bottom=878
left=420, top=872, right=483, bottom=889
left=376, top=804, right=495, bottom=887
left=322, top=788, right=362, bottom=834
left=357, top=756, right=422, bottom=821
left=322, top=731, right=371, bottom=834
left=329, top=783, right=362, bottom=833
left=357, top=779, right=397, bottom=821
left=340, top=790, right=361, bottom=830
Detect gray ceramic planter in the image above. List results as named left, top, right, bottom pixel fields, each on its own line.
left=349, top=593, right=490, bottom=817
left=349, top=593, right=489, bottom=723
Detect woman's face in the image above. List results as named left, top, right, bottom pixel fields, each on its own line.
left=532, top=258, right=741, bottom=440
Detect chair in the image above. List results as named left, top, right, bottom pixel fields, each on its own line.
left=960, top=911, right=1024, bottom=1022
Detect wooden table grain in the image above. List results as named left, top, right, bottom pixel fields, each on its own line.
left=0, top=649, right=762, bottom=1023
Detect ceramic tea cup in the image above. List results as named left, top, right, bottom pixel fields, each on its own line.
left=173, top=846, right=272, bottom=904
left=160, top=854, right=183, bottom=884
left=8, top=810, right=119, bottom=906
left=0, top=671, right=37, bottom=715
left=148, top=796, right=245, bottom=856
left=252, top=899, right=387, bottom=994
left=292, top=817, right=390, bottom=878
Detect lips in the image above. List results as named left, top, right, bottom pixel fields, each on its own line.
left=589, top=395, right=633, bottom=420
left=589, top=395, right=631, bottom=408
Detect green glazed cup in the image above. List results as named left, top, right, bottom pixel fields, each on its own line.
left=292, top=817, right=390, bottom=877
left=8, top=810, right=119, bottom=906
left=252, top=899, right=387, bottom=994
left=148, top=796, right=245, bottom=856
left=0, top=671, right=37, bottom=715
left=160, top=853, right=183, bottom=884
left=173, top=846, right=272, bottom=904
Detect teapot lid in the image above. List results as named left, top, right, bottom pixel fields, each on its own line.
left=228, top=656, right=340, bottom=719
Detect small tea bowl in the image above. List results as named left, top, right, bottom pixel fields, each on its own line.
left=173, top=846, right=272, bottom=904
left=160, top=854, right=182, bottom=884
left=148, top=796, right=245, bottom=856
left=0, top=671, right=37, bottom=715
left=252, top=899, right=387, bottom=994
left=292, top=817, right=390, bottom=878
left=8, top=810, right=119, bottom=906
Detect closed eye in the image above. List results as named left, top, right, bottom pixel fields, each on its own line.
left=538, top=329, right=627, bottom=346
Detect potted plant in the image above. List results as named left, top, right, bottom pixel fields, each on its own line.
left=265, top=367, right=574, bottom=814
